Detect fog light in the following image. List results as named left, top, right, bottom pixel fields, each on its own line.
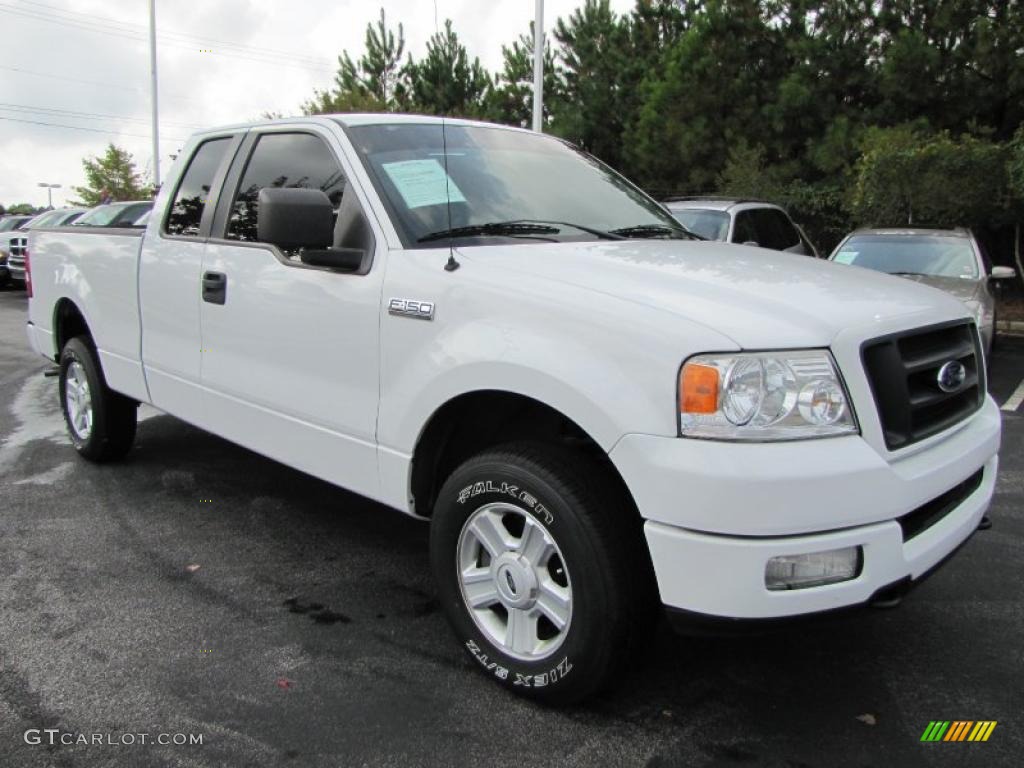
left=765, top=546, right=861, bottom=591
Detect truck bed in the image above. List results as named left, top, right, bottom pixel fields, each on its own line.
left=27, top=226, right=150, bottom=403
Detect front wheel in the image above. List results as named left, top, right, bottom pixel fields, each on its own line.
left=59, top=336, right=137, bottom=462
left=430, top=442, right=654, bottom=704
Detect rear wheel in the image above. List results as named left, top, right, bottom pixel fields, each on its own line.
left=430, top=442, right=654, bottom=704
left=59, top=336, right=137, bottom=461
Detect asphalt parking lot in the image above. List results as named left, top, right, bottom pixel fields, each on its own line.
left=0, top=287, right=1021, bottom=768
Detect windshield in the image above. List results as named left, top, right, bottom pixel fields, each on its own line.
left=832, top=235, right=979, bottom=279
left=0, top=217, right=30, bottom=232
left=345, top=122, right=687, bottom=247
left=670, top=209, right=730, bottom=241
left=25, top=210, right=68, bottom=229
left=75, top=202, right=153, bottom=227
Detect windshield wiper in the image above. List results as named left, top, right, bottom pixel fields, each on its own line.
left=890, top=271, right=930, bottom=277
left=418, top=219, right=624, bottom=243
left=515, top=219, right=624, bottom=240
left=418, top=222, right=562, bottom=243
left=610, top=223, right=705, bottom=240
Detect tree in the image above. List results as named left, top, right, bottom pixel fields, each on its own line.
left=3, top=203, right=40, bottom=215
left=551, top=0, right=632, bottom=167
left=851, top=126, right=1011, bottom=230
left=487, top=23, right=563, bottom=128
left=304, top=8, right=406, bottom=114
left=626, top=1, right=787, bottom=193
left=1008, top=126, right=1024, bottom=285
left=71, top=144, right=149, bottom=206
left=407, top=19, right=491, bottom=117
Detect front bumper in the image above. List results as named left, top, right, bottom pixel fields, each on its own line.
left=611, top=396, right=1001, bottom=621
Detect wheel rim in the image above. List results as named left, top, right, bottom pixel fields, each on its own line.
left=65, top=361, right=93, bottom=441
left=456, top=502, right=572, bottom=661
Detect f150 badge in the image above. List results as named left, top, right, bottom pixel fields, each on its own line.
left=388, top=298, right=435, bottom=320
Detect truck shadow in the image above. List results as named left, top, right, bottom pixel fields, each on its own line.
left=108, top=412, right=1005, bottom=767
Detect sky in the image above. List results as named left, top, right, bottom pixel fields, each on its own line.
left=0, top=0, right=635, bottom=208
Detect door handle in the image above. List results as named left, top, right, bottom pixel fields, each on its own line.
left=202, top=271, right=226, bottom=305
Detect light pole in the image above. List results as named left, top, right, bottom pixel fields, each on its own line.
left=38, top=182, right=61, bottom=208
left=532, top=0, right=544, bottom=133
left=149, top=0, right=160, bottom=189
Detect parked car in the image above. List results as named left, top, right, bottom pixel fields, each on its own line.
left=0, top=214, right=33, bottom=232
left=664, top=197, right=818, bottom=256
left=1, top=215, right=35, bottom=287
left=72, top=201, right=153, bottom=228
left=4, top=208, right=87, bottom=288
left=27, top=116, right=998, bottom=704
left=828, top=228, right=1015, bottom=356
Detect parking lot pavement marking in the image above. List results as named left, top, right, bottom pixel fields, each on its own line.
left=1002, top=377, right=1024, bottom=412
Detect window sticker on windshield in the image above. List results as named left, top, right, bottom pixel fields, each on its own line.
left=833, top=250, right=857, bottom=265
left=381, top=159, right=466, bottom=209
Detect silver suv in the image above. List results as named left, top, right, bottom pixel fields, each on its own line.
left=663, top=197, right=817, bottom=256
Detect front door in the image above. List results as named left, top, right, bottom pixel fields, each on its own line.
left=198, top=128, right=383, bottom=501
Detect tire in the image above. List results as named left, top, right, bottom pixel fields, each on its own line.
left=430, top=442, right=655, bottom=704
left=59, top=336, right=137, bottom=462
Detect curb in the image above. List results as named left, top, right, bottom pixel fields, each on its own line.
left=996, top=320, right=1024, bottom=335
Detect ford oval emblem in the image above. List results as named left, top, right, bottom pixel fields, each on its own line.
left=936, top=360, right=967, bottom=393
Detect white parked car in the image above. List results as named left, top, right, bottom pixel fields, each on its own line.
left=3, top=208, right=86, bottom=287
left=26, top=116, right=1000, bottom=703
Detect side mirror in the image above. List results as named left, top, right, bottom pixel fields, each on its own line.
left=300, top=247, right=365, bottom=272
left=991, top=266, right=1016, bottom=280
left=257, top=188, right=334, bottom=250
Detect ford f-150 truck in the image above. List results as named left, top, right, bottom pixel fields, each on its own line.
left=26, top=115, right=1001, bottom=703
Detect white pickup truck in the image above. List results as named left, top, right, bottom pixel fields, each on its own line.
left=27, top=115, right=1001, bottom=703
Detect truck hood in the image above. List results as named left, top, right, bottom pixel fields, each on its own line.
left=458, top=240, right=969, bottom=348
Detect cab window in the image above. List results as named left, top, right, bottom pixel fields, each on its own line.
left=226, top=133, right=346, bottom=243
left=165, top=138, right=231, bottom=237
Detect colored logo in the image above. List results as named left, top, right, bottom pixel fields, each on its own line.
left=920, top=721, right=997, bottom=742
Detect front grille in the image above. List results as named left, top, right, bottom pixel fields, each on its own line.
left=8, top=237, right=26, bottom=271
left=898, top=468, right=984, bottom=541
left=861, top=320, right=984, bottom=450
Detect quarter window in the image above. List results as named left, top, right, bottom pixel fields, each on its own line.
left=226, top=133, right=346, bottom=242
left=165, top=137, right=231, bottom=237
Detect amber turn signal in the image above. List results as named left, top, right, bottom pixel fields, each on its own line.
left=680, top=362, right=719, bottom=414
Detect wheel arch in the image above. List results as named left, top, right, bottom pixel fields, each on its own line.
left=409, top=389, right=639, bottom=522
left=52, top=297, right=93, bottom=360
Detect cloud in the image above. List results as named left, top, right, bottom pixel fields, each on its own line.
left=0, top=0, right=633, bottom=207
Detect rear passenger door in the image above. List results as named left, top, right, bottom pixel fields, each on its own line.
left=141, top=133, right=240, bottom=422
left=199, top=125, right=384, bottom=501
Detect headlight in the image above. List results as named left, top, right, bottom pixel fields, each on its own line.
left=678, top=350, right=858, bottom=440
